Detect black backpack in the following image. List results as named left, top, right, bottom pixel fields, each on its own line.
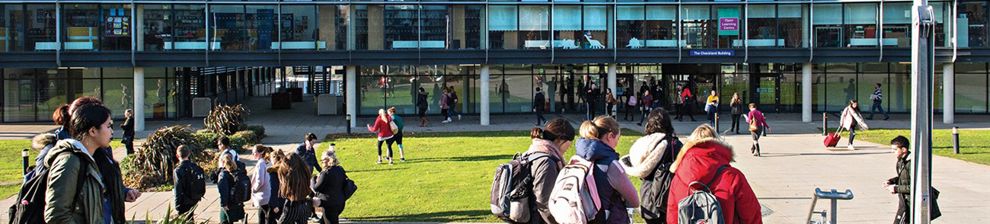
left=489, top=152, right=556, bottom=223
left=231, top=162, right=251, bottom=203
left=640, top=137, right=682, bottom=222
left=8, top=150, right=89, bottom=224
left=185, top=163, right=208, bottom=202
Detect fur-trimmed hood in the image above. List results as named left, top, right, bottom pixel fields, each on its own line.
left=620, top=133, right=675, bottom=179
left=669, top=137, right=734, bottom=179
left=32, top=133, right=58, bottom=150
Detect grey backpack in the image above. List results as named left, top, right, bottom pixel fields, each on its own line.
left=677, top=165, right=728, bottom=224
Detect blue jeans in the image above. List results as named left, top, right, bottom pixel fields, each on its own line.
left=870, top=100, right=888, bottom=119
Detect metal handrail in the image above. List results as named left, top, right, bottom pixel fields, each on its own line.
left=806, top=188, right=854, bottom=224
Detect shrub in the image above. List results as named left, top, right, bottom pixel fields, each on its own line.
left=246, top=125, right=266, bottom=139
left=192, top=129, right=220, bottom=149
left=232, top=130, right=260, bottom=144
left=204, top=104, right=249, bottom=135
left=123, top=125, right=203, bottom=190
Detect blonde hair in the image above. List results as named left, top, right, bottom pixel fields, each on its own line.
left=378, top=109, right=389, bottom=121
left=579, top=115, right=620, bottom=140
left=221, top=153, right=238, bottom=172
left=688, top=124, right=719, bottom=141
left=322, top=150, right=341, bottom=168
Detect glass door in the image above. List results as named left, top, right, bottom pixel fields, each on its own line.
left=751, top=73, right=781, bottom=112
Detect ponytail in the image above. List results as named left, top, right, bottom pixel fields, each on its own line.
left=579, top=115, right=620, bottom=140
left=531, top=119, right=576, bottom=142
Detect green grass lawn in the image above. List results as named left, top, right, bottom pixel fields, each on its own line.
left=319, top=129, right=644, bottom=222
left=856, top=129, right=990, bottom=166
left=0, top=139, right=124, bottom=198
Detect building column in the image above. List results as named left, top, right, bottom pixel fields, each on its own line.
left=943, top=63, right=954, bottom=124
left=607, top=63, right=617, bottom=115
left=480, top=65, right=491, bottom=126
left=802, top=63, right=812, bottom=123
left=346, top=66, right=357, bottom=128
left=133, top=67, right=145, bottom=131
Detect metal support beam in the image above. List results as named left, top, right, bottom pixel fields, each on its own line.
left=481, top=65, right=491, bottom=126
left=943, top=64, right=954, bottom=124
left=910, top=0, right=935, bottom=223
left=803, top=63, right=813, bottom=122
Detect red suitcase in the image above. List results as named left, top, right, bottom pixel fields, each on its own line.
left=824, top=132, right=842, bottom=147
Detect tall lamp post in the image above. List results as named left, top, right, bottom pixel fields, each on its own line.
left=910, top=0, right=936, bottom=222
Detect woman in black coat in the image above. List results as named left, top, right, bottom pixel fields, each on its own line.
left=313, top=150, right=349, bottom=224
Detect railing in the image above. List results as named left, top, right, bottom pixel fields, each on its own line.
left=807, top=188, right=854, bottom=224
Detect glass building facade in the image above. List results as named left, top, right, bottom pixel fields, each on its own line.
left=1, top=0, right=989, bottom=121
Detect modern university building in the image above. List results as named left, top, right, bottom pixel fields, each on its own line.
left=1, top=0, right=988, bottom=129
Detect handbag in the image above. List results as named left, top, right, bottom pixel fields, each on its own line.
left=748, top=117, right=759, bottom=132
left=343, top=178, right=358, bottom=200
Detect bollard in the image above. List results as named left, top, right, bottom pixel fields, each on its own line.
left=953, top=127, right=960, bottom=154
left=823, top=113, right=828, bottom=136
left=346, top=114, right=352, bottom=135
left=22, top=148, right=29, bottom=176
left=714, top=113, right=719, bottom=133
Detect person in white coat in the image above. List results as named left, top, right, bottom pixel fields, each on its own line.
left=251, top=145, right=274, bottom=223
left=839, top=100, right=869, bottom=150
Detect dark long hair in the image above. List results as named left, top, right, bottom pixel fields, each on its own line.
left=644, top=109, right=674, bottom=136
left=69, top=103, right=111, bottom=140
left=278, top=153, right=313, bottom=201
left=530, top=118, right=576, bottom=142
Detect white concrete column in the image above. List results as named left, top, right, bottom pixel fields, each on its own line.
left=480, top=65, right=491, bottom=126
left=802, top=63, right=813, bottom=123
left=346, top=66, right=357, bottom=128
left=943, top=63, right=955, bottom=124
left=133, top=67, right=145, bottom=131
left=607, top=63, right=617, bottom=115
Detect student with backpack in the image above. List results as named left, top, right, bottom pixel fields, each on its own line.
left=174, top=145, right=207, bottom=217
left=296, top=133, right=323, bottom=172
left=637, top=91, right=653, bottom=126
left=620, top=109, right=681, bottom=224
left=367, top=109, right=396, bottom=164
left=387, top=107, right=407, bottom=162
left=42, top=103, right=112, bottom=224
left=218, top=153, right=248, bottom=224
left=276, top=153, right=315, bottom=224
left=417, top=87, right=430, bottom=127
left=251, top=145, right=275, bottom=223
left=746, top=103, right=770, bottom=157
left=266, top=150, right=288, bottom=224
left=216, top=136, right=240, bottom=169
left=624, top=87, right=637, bottom=121
left=72, top=97, right=141, bottom=224
left=526, top=119, right=576, bottom=224
left=573, top=115, right=639, bottom=223
left=666, top=124, right=762, bottom=224
left=313, top=150, right=353, bottom=224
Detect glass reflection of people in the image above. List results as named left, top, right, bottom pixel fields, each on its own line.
left=845, top=78, right=856, bottom=103
left=547, top=77, right=557, bottom=114
left=157, top=80, right=167, bottom=104
left=121, top=83, right=131, bottom=110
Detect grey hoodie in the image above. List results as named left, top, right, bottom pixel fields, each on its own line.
left=525, top=139, right=564, bottom=224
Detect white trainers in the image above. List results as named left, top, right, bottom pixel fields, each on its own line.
left=847, top=145, right=856, bottom=150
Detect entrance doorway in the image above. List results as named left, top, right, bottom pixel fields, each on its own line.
left=750, top=73, right=781, bottom=112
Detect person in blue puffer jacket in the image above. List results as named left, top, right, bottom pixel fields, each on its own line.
left=575, top=115, right=640, bottom=223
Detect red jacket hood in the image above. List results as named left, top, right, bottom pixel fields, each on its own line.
left=669, top=137, right=734, bottom=186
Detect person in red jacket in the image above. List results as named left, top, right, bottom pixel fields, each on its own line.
left=367, top=109, right=396, bottom=164
left=666, top=124, right=762, bottom=224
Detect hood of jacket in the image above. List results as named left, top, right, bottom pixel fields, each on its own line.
left=575, top=138, right=618, bottom=164
left=620, top=133, right=670, bottom=179
left=526, top=139, right=563, bottom=163
left=669, top=137, right=734, bottom=186
left=33, top=133, right=58, bottom=150
left=45, top=139, right=95, bottom=168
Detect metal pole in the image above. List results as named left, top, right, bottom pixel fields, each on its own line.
left=910, top=0, right=935, bottom=222
left=953, top=127, right=959, bottom=154
left=22, top=149, right=29, bottom=176
left=830, top=198, right=838, bottom=224
left=823, top=113, right=828, bottom=136
left=346, top=114, right=351, bottom=135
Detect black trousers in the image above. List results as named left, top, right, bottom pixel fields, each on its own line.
left=535, top=108, right=546, bottom=125
left=123, top=136, right=134, bottom=155
left=377, top=138, right=395, bottom=158
left=730, top=114, right=742, bottom=132
left=258, top=204, right=270, bottom=224
left=319, top=204, right=345, bottom=224
left=624, top=105, right=635, bottom=121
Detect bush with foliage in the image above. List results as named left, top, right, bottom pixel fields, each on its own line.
left=204, top=104, right=249, bottom=135
left=192, top=129, right=260, bottom=153
left=123, top=125, right=218, bottom=190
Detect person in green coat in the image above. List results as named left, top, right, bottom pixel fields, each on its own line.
left=45, top=103, right=113, bottom=224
